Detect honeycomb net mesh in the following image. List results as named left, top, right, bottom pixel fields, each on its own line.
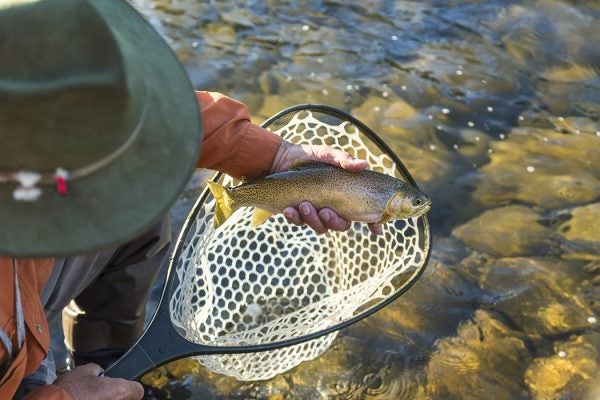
left=169, top=108, right=429, bottom=381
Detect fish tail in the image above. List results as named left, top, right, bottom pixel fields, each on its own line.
left=207, top=181, right=235, bottom=228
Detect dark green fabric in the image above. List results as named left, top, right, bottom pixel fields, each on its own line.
left=0, top=0, right=130, bottom=170
left=0, top=0, right=202, bottom=256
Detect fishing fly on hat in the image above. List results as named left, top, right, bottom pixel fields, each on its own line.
left=0, top=0, right=201, bottom=256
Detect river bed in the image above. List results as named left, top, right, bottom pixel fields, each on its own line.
left=128, top=1, right=600, bottom=399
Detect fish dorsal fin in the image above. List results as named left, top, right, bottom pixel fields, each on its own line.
left=288, top=160, right=334, bottom=171
left=252, top=208, right=273, bottom=227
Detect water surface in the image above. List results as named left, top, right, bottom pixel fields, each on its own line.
left=129, top=1, right=600, bottom=398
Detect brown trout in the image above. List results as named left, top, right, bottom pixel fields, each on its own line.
left=207, top=161, right=431, bottom=228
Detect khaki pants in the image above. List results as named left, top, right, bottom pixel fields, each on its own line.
left=42, top=216, right=172, bottom=356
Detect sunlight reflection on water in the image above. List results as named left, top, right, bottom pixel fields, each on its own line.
left=127, top=1, right=600, bottom=398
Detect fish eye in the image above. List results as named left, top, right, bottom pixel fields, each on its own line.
left=413, top=198, right=423, bottom=207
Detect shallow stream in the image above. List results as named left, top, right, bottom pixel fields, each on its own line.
left=129, top=1, right=600, bottom=398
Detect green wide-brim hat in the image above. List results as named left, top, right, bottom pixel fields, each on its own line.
left=0, top=0, right=201, bottom=257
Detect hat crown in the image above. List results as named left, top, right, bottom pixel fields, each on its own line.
left=0, top=0, right=142, bottom=172
left=0, top=0, right=201, bottom=257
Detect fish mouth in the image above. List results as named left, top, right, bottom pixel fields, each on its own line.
left=412, top=201, right=432, bottom=217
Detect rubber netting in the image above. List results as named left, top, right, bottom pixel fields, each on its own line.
left=169, top=109, right=429, bottom=380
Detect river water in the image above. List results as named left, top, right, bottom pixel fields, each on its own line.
left=127, top=1, right=600, bottom=399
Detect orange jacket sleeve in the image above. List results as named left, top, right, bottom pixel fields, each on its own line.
left=0, top=258, right=70, bottom=400
left=195, top=91, right=283, bottom=179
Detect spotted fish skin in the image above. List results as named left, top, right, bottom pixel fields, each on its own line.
left=207, top=162, right=431, bottom=228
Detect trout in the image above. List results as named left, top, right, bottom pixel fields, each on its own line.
left=207, top=161, right=431, bottom=228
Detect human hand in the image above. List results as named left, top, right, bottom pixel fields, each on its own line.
left=54, top=363, right=144, bottom=400
left=270, top=141, right=382, bottom=235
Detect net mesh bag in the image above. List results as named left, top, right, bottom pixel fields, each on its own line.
left=169, top=106, right=430, bottom=381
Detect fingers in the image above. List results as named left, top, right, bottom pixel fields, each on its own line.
left=284, top=204, right=383, bottom=235
left=312, top=145, right=367, bottom=172
left=297, top=202, right=327, bottom=234
left=121, top=380, right=144, bottom=400
left=270, top=143, right=369, bottom=174
left=284, top=203, right=351, bottom=234
left=107, top=378, right=145, bottom=400
left=78, top=362, right=104, bottom=376
left=329, top=149, right=368, bottom=172
left=283, top=206, right=303, bottom=225
left=367, top=223, right=383, bottom=235
left=318, top=208, right=351, bottom=231
left=55, top=363, right=144, bottom=400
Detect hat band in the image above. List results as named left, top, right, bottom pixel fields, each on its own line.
left=0, top=84, right=148, bottom=202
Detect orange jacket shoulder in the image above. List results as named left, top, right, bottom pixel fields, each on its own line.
left=195, top=91, right=282, bottom=179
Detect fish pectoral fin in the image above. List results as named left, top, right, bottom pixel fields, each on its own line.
left=251, top=208, right=273, bottom=227
left=378, top=211, right=392, bottom=224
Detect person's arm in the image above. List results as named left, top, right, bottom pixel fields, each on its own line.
left=195, top=91, right=282, bottom=179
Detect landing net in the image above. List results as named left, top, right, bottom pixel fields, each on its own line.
left=169, top=105, right=430, bottom=380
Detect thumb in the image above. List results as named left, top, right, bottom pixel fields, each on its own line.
left=326, top=149, right=368, bottom=172
left=338, top=156, right=368, bottom=172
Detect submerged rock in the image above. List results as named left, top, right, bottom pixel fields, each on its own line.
left=473, top=128, right=600, bottom=210
left=557, top=203, right=600, bottom=260
left=350, top=96, right=392, bottom=131
left=541, top=64, right=597, bottom=83
left=549, top=116, right=600, bottom=136
left=423, top=310, right=531, bottom=400
left=452, top=205, right=557, bottom=257
left=357, top=259, right=482, bottom=343
left=464, top=257, right=595, bottom=338
left=525, top=333, right=600, bottom=399
left=257, top=93, right=305, bottom=119
left=382, top=99, right=420, bottom=121
left=493, top=2, right=600, bottom=72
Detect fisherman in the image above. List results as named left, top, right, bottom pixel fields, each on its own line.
left=0, top=1, right=376, bottom=399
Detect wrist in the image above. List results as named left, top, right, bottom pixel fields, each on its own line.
left=269, top=140, right=294, bottom=173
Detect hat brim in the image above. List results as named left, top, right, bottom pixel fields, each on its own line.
left=0, top=1, right=201, bottom=257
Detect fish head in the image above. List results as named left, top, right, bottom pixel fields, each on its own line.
left=385, top=184, right=431, bottom=220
